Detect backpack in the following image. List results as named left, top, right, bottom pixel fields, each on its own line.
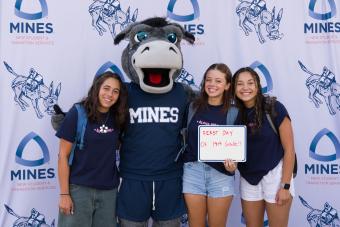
left=68, top=103, right=88, bottom=165
left=265, top=108, right=298, bottom=178
left=174, top=103, right=239, bottom=162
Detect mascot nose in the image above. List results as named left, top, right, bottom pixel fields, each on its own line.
left=141, top=42, right=177, bottom=54
left=141, top=47, right=150, bottom=54
left=169, top=47, right=177, bottom=53
left=133, top=40, right=182, bottom=69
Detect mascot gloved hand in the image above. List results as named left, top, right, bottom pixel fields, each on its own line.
left=52, top=17, right=195, bottom=227
left=51, top=105, right=65, bottom=131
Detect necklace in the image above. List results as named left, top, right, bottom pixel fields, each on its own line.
left=99, top=112, right=110, bottom=133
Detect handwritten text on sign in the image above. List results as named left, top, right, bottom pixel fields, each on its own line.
left=198, top=125, right=246, bottom=162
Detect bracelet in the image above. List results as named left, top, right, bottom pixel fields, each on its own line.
left=60, top=193, right=70, bottom=196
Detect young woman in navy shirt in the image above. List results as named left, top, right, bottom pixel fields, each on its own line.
left=56, top=72, right=128, bottom=227
left=232, top=67, right=295, bottom=227
left=182, top=63, right=237, bottom=227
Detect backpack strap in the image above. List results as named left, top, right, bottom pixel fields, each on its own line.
left=68, top=104, right=87, bottom=165
left=266, top=113, right=277, bottom=135
left=186, top=102, right=196, bottom=128
left=265, top=112, right=297, bottom=178
left=226, top=106, right=239, bottom=125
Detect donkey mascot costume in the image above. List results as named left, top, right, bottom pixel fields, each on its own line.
left=53, top=17, right=195, bottom=226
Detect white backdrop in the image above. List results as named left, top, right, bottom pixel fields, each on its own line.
left=1, top=0, right=340, bottom=226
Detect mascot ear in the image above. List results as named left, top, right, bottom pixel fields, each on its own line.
left=183, top=31, right=195, bottom=44
left=114, top=23, right=135, bottom=45
left=170, top=23, right=195, bottom=44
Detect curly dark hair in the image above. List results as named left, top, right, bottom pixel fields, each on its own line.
left=80, top=71, right=128, bottom=130
left=193, top=63, right=232, bottom=113
left=232, top=67, right=277, bottom=134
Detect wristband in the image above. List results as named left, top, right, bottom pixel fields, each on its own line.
left=60, top=193, right=70, bottom=196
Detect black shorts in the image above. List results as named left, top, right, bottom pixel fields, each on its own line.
left=116, top=177, right=186, bottom=222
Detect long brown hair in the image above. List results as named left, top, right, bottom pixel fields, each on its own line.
left=80, top=71, right=128, bottom=130
left=232, top=67, right=276, bottom=134
left=193, top=63, right=232, bottom=113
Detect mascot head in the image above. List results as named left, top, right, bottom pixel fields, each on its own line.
left=114, top=17, right=195, bottom=94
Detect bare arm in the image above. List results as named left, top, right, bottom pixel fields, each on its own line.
left=276, top=116, right=295, bottom=205
left=58, top=138, right=74, bottom=215
left=279, top=117, right=295, bottom=184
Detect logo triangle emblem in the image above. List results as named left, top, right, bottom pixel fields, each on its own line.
left=15, top=132, right=50, bottom=166
left=167, top=0, right=200, bottom=22
left=308, top=0, right=337, bottom=20
left=15, top=0, right=48, bottom=20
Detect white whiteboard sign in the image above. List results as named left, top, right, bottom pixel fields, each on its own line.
left=198, top=125, right=247, bottom=162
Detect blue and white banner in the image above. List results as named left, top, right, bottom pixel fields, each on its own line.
left=1, top=0, right=339, bottom=226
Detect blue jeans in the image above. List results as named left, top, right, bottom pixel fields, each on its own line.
left=58, top=184, right=117, bottom=227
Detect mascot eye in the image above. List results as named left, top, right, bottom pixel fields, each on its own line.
left=134, top=31, right=148, bottom=42
left=167, top=33, right=177, bottom=43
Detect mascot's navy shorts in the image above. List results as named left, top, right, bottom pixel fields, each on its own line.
left=116, top=177, right=186, bottom=222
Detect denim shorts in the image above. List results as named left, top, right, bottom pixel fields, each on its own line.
left=58, top=184, right=117, bottom=227
left=183, top=161, right=235, bottom=198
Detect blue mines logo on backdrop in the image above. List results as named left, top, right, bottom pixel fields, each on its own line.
left=305, top=128, right=340, bottom=185
left=309, top=128, right=340, bottom=162
left=15, top=132, right=50, bottom=167
left=167, top=0, right=205, bottom=44
left=167, top=0, right=200, bottom=22
left=250, top=61, right=273, bottom=93
left=236, top=0, right=284, bottom=44
left=304, top=0, right=340, bottom=44
left=4, top=204, right=55, bottom=227
left=10, top=132, right=56, bottom=190
left=89, top=0, right=138, bottom=42
left=10, top=0, right=54, bottom=45
left=298, top=196, right=340, bottom=227
left=298, top=61, right=340, bottom=115
left=15, top=0, right=48, bottom=20
left=96, top=61, right=126, bottom=81
left=3, top=61, right=61, bottom=119
left=309, top=0, right=336, bottom=20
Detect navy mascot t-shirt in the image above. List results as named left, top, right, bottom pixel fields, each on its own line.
left=56, top=105, right=120, bottom=189
left=120, top=82, right=188, bottom=180
left=237, top=101, right=289, bottom=185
